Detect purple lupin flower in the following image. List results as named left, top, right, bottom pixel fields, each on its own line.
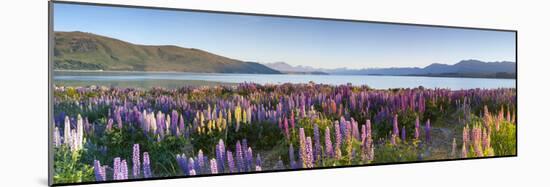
left=289, top=143, right=297, bottom=169
left=235, top=141, right=245, bottom=172
left=143, top=152, right=152, bottom=178
left=242, top=139, right=249, bottom=170
left=94, top=160, right=106, bottom=181
left=113, top=157, right=121, bottom=180
left=216, top=139, right=225, bottom=172
left=324, top=127, right=333, bottom=158
left=176, top=154, right=188, bottom=175
left=227, top=151, right=236, bottom=173
left=414, top=116, right=420, bottom=140
left=132, top=144, right=140, bottom=178
left=246, top=147, right=253, bottom=171
left=197, top=149, right=205, bottom=173
left=313, top=124, right=321, bottom=163
left=425, top=119, right=431, bottom=142
left=210, top=159, right=218, bottom=174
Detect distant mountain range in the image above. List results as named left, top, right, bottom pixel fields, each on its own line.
left=264, top=62, right=328, bottom=74
left=265, top=60, right=516, bottom=79
left=54, top=31, right=281, bottom=74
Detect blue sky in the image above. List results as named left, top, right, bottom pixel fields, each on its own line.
left=54, top=3, right=516, bottom=69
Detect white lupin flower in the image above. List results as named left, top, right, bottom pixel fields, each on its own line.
left=77, top=114, right=84, bottom=150
left=53, top=127, right=61, bottom=147
left=64, top=116, right=71, bottom=145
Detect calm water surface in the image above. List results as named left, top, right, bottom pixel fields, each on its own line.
left=54, top=71, right=516, bottom=90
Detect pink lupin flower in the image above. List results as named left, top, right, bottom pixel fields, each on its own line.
left=414, top=116, right=420, bottom=140
left=210, top=159, right=218, bottom=174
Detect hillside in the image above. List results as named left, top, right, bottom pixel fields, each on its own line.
left=53, top=31, right=281, bottom=74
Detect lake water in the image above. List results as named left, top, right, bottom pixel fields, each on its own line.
left=53, top=71, right=516, bottom=90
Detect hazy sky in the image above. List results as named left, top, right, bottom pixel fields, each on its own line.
left=54, top=3, right=516, bottom=69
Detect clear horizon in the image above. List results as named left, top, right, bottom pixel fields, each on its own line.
left=54, top=3, right=516, bottom=69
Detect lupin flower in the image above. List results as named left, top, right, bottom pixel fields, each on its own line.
left=94, top=160, right=106, bottom=181
left=461, top=142, right=468, bottom=158
left=227, top=151, right=236, bottom=173
left=143, top=152, right=152, bottom=178
left=106, top=118, right=113, bottom=131
left=216, top=139, right=225, bottom=172
left=324, top=127, right=333, bottom=158
left=246, top=147, right=253, bottom=171
left=393, top=114, right=399, bottom=137
left=64, top=116, right=71, bottom=146
left=76, top=114, right=84, bottom=151
left=414, top=116, right=420, bottom=140
left=236, top=141, right=245, bottom=172
left=132, top=144, right=140, bottom=178
left=198, top=149, right=205, bottom=173
left=334, top=122, right=342, bottom=158
left=176, top=154, right=188, bottom=175
left=304, top=137, right=314, bottom=168
left=113, top=157, right=121, bottom=180
left=313, top=124, right=321, bottom=162
left=210, top=159, right=218, bottom=174
left=289, top=143, right=297, bottom=169
left=188, top=157, right=195, bottom=175
left=120, top=160, right=128, bottom=180
left=53, top=127, right=61, bottom=147
left=298, top=128, right=307, bottom=167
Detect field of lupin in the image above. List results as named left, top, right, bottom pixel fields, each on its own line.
left=51, top=82, right=516, bottom=184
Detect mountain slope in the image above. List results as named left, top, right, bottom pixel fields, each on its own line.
left=328, top=60, right=516, bottom=78
left=54, top=31, right=281, bottom=74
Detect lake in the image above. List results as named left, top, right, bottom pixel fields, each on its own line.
left=53, top=71, right=516, bottom=90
